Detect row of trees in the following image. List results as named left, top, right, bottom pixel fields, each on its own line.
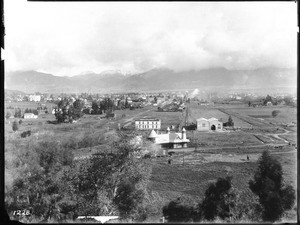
left=5, top=107, right=41, bottom=120
left=247, top=95, right=296, bottom=107
left=54, top=97, right=139, bottom=123
left=54, top=98, right=84, bottom=123
left=91, top=97, right=137, bottom=114
left=163, top=150, right=295, bottom=222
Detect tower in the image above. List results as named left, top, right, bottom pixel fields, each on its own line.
left=182, top=127, right=187, bottom=140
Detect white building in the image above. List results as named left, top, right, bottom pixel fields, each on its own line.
left=29, top=95, right=41, bottom=102
left=148, top=127, right=190, bottom=149
left=196, top=117, right=223, bottom=131
left=135, top=118, right=161, bottom=130
left=24, top=113, right=38, bottom=119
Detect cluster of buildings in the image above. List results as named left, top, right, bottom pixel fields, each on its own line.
left=134, top=116, right=224, bottom=150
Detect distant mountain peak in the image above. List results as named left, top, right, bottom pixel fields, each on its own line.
left=5, top=67, right=296, bottom=94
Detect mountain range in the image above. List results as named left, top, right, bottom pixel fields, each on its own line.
left=5, top=67, right=297, bottom=94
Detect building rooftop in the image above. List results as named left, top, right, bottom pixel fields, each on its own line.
left=135, top=118, right=160, bottom=121
left=196, top=117, right=208, bottom=121
left=149, top=129, right=158, bottom=138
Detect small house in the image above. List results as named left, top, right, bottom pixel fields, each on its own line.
left=24, top=113, right=38, bottom=119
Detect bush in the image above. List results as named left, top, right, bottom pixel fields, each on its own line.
left=272, top=110, right=280, bottom=118
left=201, top=176, right=236, bottom=221
left=163, top=198, right=195, bottom=222
left=5, top=112, right=11, bottom=119
left=19, top=120, right=23, bottom=125
left=249, top=150, right=295, bottom=222
left=21, top=130, right=31, bottom=138
left=12, top=120, right=19, bottom=132
left=113, top=181, right=144, bottom=219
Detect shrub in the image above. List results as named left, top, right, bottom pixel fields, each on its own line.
left=21, top=130, right=31, bottom=138
left=19, top=120, right=23, bottom=125
left=113, top=181, right=144, bottom=219
left=163, top=198, right=195, bottom=222
left=12, top=120, right=19, bottom=132
left=249, top=150, right=295, bottom=222
left=201, top=176, right=236, bottom=221
left=272, top=110, right=280, bottom=118
left=5, top=112, right=11, bottom=119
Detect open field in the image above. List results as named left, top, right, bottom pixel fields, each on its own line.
left=5, top=100, right=297, bottom=222
left=139, top=110, right=183, bottom=130
left=187, top=130, right=263, bottom=147
left=218, top=105, right=297, bottom=128
left=189, top=102, right=252, bottom=128
left=5, top=101, right=56, bottom=112
left=148, top=147, right=297, bottom=220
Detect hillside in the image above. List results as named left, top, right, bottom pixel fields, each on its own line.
left=5, top=67, right=297, bottom=94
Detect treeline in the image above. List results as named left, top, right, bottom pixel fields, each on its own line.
left=53, top=97, right=141, bottom=123
left=5, top=131, right=153, bottom=223
left=5, top=107, right=48, bottom=119
left=162, top=150, right=295, bottom=223
left=54, top=98, right=84, bottom=123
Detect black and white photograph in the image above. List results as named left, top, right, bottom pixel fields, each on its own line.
left=3, top=1, right=297, bottom=223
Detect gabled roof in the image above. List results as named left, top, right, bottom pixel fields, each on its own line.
left=24, top=113, right=35, bottom=116
left=196, top=117, right=208, bottom=121
left=135, top=118, right=160, bottom=122
left=154, top=132, right=190, bottom=144
left=208, top=117, right=218, bottom=122
left=149, top=129, right=158, bottom=138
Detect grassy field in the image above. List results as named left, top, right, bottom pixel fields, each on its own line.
left=189, top=102, right=252, bottom=128
left=187, top=130, right=263, bottom=147
left=5, top=101, right=56, bottom=112
left=5, top=100, right=297, bottom=222
left=148, top=148, right=297, bottom=221
left=226, top=106, right=297, bottom=124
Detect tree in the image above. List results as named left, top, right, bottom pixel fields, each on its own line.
left=249, top=150, right=295, bottom=222
left=263, top=94, right=273, bottom=105
left=14, top=108, right=22, bottom=118
left=271, top=110, right=280, bottom=118
left=5, top=111, right=11, bottom=119
left=55, top=98, right=84, bottom=123
left=91, top=101, right=100, bottom=114
left=283, top=96, right=294, bottom=106
left=113, top=181, right=144, bottom=219
left=69, top=99, right=84, bottom=121
left=201, top=176, right=237, bottom=221
left=227, top=116, right=234, bottom=127
left=19, top=120, right=23, bottom=125
left=163, top=198, right=196, bottom=222
left=12, top=120, right=19, bottom=132
left=125, top=98, right=129, bottom=109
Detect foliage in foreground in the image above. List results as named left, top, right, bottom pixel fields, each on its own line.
left=163, top=150, right=296, bottom=223
left=5, top=131, right=152, bottom=223
left=249, top=150, right=295, bottom=222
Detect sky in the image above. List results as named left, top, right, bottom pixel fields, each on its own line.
left=4, top=1, right=297, bottom=76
